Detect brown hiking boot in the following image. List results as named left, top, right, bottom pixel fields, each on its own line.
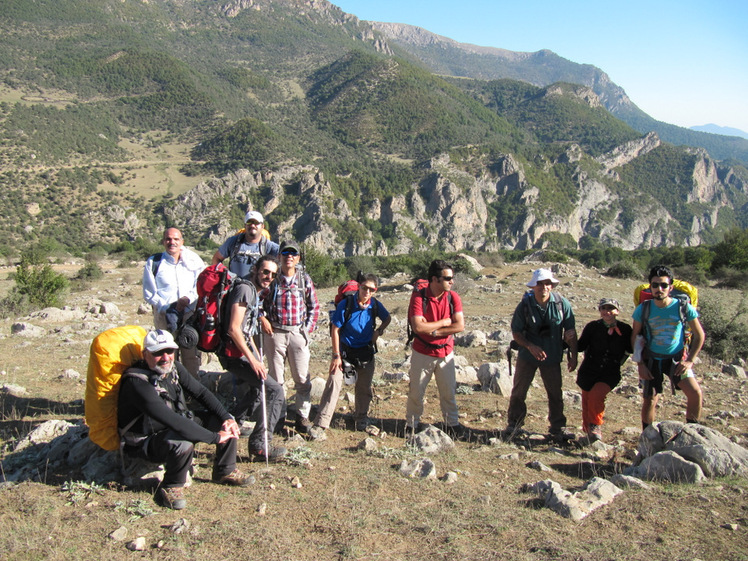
left=214, top=468, right=255, bottom=487
left=157, top=486, right=186, bottom=510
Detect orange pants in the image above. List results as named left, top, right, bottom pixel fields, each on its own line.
left=581, top=382, right=612, bottom=433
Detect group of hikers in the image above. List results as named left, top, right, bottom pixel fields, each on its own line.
left=125, top=212, right=705, bottom=510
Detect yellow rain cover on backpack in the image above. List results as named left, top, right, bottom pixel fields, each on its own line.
left=633, top=279, right=699, bottom=308
left=85, top=325, right=147, bottom=451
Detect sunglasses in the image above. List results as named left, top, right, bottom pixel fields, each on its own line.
left=440, top=276, right=454, bottom=282
left=281, top=250, right=298, bottom=256
left=650, top=282, right=670, bottom=289
left=152, top=348, right=176, bottom=357
left=260, top=269, right=277, bottom=277
left=360, top=285, right=377, bottom=292
left=246, top=221, right=262, bottom=226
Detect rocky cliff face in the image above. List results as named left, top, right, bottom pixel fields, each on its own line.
left=166, top=133, right=744, bottom=256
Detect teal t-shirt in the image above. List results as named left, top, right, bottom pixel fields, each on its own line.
left=633, top=299, right=698, bottom=356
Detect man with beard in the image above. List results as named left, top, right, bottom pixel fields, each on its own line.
left=219, top=255, right=287, bottom=461
left=212, top=211, right=279, bottom=279
left=632, top=265, right=704, bottom=430
left=118, top=330, right=251, bottom=511
left=143, top=227, right=204, bottom=376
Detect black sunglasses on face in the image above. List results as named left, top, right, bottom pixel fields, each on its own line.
left=260, top=269, right=277, bottom=277
left=440, top=276, right=454, bottom=282
left=651, top=282, right=670, bottom=289
left=152, top=348, right=176, bottom=357
left=281, top=250, right=298, bottom=256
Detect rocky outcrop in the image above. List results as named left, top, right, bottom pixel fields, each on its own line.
left=167, top=135, right=742, bottom=256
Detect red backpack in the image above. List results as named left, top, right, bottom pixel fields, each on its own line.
left=335, top=279, right=360, bottom=306
left=191, top=263, right=235, bottom=353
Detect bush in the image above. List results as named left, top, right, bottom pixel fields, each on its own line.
left=77, top=261, right=104, bottom=281
left=302, top=246, right=346, bottom=289
left=712, top=267, right=748, bottom=290
left=698, top=295, right=748, bottom=362
left=7, top=258, right=68, bottom=311
left=605, top=261, right=643, bottom=280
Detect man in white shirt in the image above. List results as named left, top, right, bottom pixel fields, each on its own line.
left=143, top=227, right=205, bottom=377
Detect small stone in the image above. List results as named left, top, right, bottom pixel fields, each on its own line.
left=720, top=523, right=739, bottom=531
left=441, top=471, right=458, bottom=484
left=290, top=476, right=302, bottom=489
left=108, top=526, right=128, bottom=541
left=169, top=518, right=190, bottom=534
left=257, top=502, right=267, bottom=516
left=527, top=460, right=553, bottom=472
left=126, top=537, right=146, bottom=551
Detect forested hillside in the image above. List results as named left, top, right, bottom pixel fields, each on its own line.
left=0, top=0, right=746, bottom=259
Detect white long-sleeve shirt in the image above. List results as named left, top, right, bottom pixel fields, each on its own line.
left=142, top=247, right=205, bottom=314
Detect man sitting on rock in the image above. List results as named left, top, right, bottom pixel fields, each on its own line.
left=118, top=330, right=252, bottom=510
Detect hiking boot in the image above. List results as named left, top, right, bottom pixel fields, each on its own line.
left=587, top=424, right=603, bottom=443
left=250, top=445, right=288, bottom=463
left=500, top=425, right=520, bottom=440
left=214, top=468, right=254, bottom=487
left=445, top=423, right=467, bottom=440
left=405, top=422, right=429, bottom=436
left=157, top=486, right=186, bottom=510
left=309, top=425, right=327, bottom=441
left=295, top=416, right=313, bottom=435
left=549, top=427, right=576, bottom=442
left=354, top=417, right=370, bottom=431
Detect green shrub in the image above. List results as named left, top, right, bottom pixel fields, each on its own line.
left=302, top=246, right=346, bottom=289
left=698, top=295, right=748, bottom=362
left=9, top=259, right=68, bottom=310
left=605, top=261, right=643, bottom=280
left=712, top=267, right=748, bottom=290
left=77, top=261, right=104, bottom=281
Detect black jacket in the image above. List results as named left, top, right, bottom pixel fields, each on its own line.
left=118, top=360, right=231, bottom=444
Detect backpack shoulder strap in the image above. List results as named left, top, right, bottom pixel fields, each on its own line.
left=150, top=253, right=163, bottom=277
left=553, top=292, right=564, bottom=322
left=342, top=293, right=356, bottom=326
left=641, top=299, right=652, bottom=338
left=228, top=233, right=243, bottom=262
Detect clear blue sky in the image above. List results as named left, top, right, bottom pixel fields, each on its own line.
left=333, top=0, right=748, bottom=133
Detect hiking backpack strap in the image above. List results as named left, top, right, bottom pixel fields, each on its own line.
left=150, top=253, right=163, bottom=277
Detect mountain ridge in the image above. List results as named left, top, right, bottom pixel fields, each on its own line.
left=370, top=21, right=748, bottom=164
left=0, top=0, right=746, bottom=259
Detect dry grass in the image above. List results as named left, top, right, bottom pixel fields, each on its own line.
left=0, top=261, right=747, bottom=560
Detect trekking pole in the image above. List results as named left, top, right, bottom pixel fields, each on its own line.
left=506, top=346, right=513, bottom=378
left=258, top=336, right=269, bottom=467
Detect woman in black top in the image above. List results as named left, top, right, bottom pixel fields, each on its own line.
left=577, top=298, right=633, bottom=441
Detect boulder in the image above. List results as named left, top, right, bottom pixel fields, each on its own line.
left=477, top=362, right=512, bottom=396
left=406, top=426, right=455, bottom=455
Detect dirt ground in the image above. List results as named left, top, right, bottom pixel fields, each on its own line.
left=0, top=257, right=746, bottom=561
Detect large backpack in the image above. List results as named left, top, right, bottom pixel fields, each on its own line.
left=85, top=325, right=148, bottom=451
left=187, top=263, right=257, bottom=354
left=634, top=279, right=697, bottom=351
left=406, top=279, right=454, bottom=349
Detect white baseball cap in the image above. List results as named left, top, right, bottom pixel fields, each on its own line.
left=526, top=268, right=560, bottom=287
left=245, top=210, right=264, bottom=224
left=144, top=329, right=179, bottom=353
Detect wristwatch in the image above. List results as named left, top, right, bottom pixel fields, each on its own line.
left=332, top=353, right=340, bottom=359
